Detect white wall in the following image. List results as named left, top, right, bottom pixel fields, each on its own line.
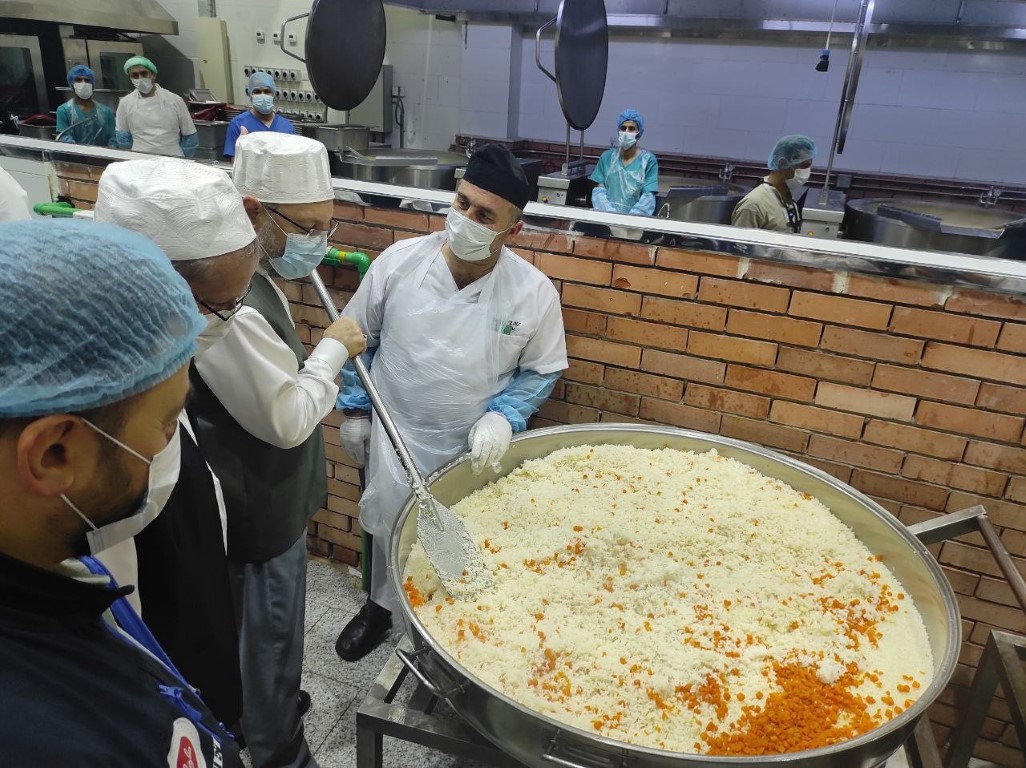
left=514, top=36, right=1026, bottom=186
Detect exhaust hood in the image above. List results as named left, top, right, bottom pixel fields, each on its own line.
left=0, top=0, right=179, bottom=35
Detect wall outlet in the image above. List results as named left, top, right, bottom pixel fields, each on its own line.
left=287, top=32, right=298, bottom=46
left=287, top=69, right=299, bottom=82
left=243, top=65, right=254, bottom=76
left=272, top=31, right=281, bottom=44
left=255, top=31, right=265, bottom=43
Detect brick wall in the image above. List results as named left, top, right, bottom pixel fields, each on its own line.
left=54, top=165, right=1025, bottom=763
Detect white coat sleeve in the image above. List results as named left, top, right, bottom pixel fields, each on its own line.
left=194, top=307, right=349, bottom=449
left=0, top=168, right=31, bottom=222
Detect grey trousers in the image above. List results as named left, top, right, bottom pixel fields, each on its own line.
left=229, top=534, right=318, bottom=768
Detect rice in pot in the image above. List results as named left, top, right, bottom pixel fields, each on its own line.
left=402, top=445, right=934, bottom=756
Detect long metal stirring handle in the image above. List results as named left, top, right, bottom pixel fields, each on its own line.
left=308, top=270, right=435, bottom=509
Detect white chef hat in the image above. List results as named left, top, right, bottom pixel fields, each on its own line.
left=232, top=132, right=334, bottom=205
left=94, top=157, right=256, bottom=261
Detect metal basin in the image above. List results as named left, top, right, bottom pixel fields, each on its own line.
left=390, top=424, right=960, bottom=768
left=192, top=120, right=228, bottom=150
left=844, top=198, right=1026, bottom=259
left=336, top=148, right=468, bottom=191
left=655, top=177, right=751, bottom=225
left=17, top=124, right=54, bottom=141
left=314, top=123, right=370, bottom=154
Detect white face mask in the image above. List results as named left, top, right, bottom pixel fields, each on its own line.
left=196, top=313, right=233, bottom=355
left=62, top=420, right=181, bottom=555
left=786, top=167, right=811, bottom=197
left=618, top=130, right=637, bottom=150
left=73, top=82, right=93, bottom=99
left=444, top=208, right=510, bottom=263
left=133, top=77, right=154, bottom=95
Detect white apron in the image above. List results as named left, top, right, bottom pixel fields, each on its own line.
left=361, top=247, right=514, bottom=609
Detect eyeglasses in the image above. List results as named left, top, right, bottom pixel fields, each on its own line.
left=198, top=283, right=252, bottom=321
left=266, top=206, right=339, bottom=241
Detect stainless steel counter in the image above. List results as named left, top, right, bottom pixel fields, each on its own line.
left=4, top=134, right=1026, bottom=297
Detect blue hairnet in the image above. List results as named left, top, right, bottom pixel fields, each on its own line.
left=248, top=71, right=275, bottom=95
left=768, top=134, right=817, bottom=171
left=66, top=64, right=95, bottom=86
left=0, top=220, right=205, bottom=418
left=617, top=108, right=644, bottom=137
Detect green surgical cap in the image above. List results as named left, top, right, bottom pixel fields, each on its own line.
left=0, top=220, right=204, bottom=418
left=123, top=56, right=157, bottom=75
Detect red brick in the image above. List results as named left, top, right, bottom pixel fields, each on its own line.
left=564, top=358, right=605, bottom=385
left=327, top=477, right=361, bottom=501
left=562, top=308, right=607, bottom=336
left=564, top=382, right=640, bottom=417
left=507, top=229, right=573, bottom=253
left=54, top=161, right=93, bottom=181
left=536, top=400, right=601, bottom=425
left=313, top=507, right=353, bottom=531
left=65, top=179, right=98, bottom=202
left=698, top=277, right=790, bottom=313
left=572, top=236, right=655, bottom=265
left=916, top=401, right=1025, bottom=443
left=955, top=592, right=1026, bottom=633
left=611, top=264, right=699, bottom=298
left=820, top=326, right=924, bottom=364
left=964, top=441, right=1026, bottom=474
left=332, top=463, right=361, bottom=486
left=902, top=456, right=1009, bottom=497
left=977, top=383, right=1026, bottom=416
left=605, top=369, right=684, bottom=401
left=724, top=365, right=816, bottom=400
left=307, top=535, right=331, bottom=558
left=326, top=494, right=359, bottom=516
left=788, top=454, right=852, bottom=483
left=720, top=415, right=810, bottom=452
left=789, top=292, right=891, bottom=329
left=684, top=384, right=770, bottom=418
left=535, top=252, right=613, bottom=286
left=361, top=206, right=430, bottom=232
left=1003, top=528, right=1026, bottom=558
left=851, top=470, right=950, bottom=510
left=640, top=296, right=728, bottom=330
left=997, top=322, right=1026, bottom=354
left=872, top=365, right=979, bottom=406
left=332, top=201, right=364, bottom=221
left=640, top=349, right=726, bottom=384
left=687, top=331, right=777, bottom=366
left=654, top=248, right=740, bottom=276
left=946, top=289, right=1026, bottom=321
left=562, top=284, right=641, bottom=316
left=807, top=435, right=904, bottom=472
left=923, top=343, right=1026, bottom=386
left=319, top=524, right=362, bottom=551
left=815, top=382, right=916, bottom=421
left=566, top=335, right=641, bottom=368
left=771, top=402, right=864, bottom=439
left=606, top=316, right=688, bottom=351
left=428, top=213, right=446, bottom=233
left=639, top=398, right=721, bottom=433
left=889, top=307, right=1002, bottom=347
left=726, top=310, right=823, bottom=347
left=863, top=420, right=967, bottom=461
left=1007, top=476, right=1026, bottom=504
left=845, top=275, right=948, bottom=308
left=745, top=261, right=834, bottom=292
left=334, top=222, right=394, bottom=250
left=976, top=576, right=1024, bottom=608
left=776, top=348, right=874, bottom=386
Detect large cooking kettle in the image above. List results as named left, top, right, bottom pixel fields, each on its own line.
left=390, top=424, right=960, bottom=768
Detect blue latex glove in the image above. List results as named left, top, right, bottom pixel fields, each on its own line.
left=591, top=186, right=616, bottom=213
left=486, top=369, right=561, bottom=433
left=180, top=132, right=198, bottom=158
left=336, top=347, right=377, bottom=413
left=629, top=191, right=656, bottom=217
left=113, top=130, right=133, bottom=149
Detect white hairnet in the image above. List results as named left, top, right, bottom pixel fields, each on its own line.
left=94, top=157, right=256, bottom=261
left=0, top=220, right=204, bottom=417
left=232, top=132, right=334, bottom=205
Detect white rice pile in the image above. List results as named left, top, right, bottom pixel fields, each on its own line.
left=403, top=445, right=934, bottom=756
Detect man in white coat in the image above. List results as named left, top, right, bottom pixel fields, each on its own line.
left=335, top=144, right=568, bottom=661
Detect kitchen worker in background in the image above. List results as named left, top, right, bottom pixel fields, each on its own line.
left=590, top=108, right=659, bottom=216
left=731, top=134, right=817, bottom=233
left=56, top=65, right=116, bottom=147
left=0, top=167, right=31, bottom=222
left=223, top=71, right=295, bottom=159
left=0, top=219, right=240, bottom=766
left=94, top=157, right=260, bottom=731
left=114, top=56, right=197, bottom=157
left=188, top=131, right=366, bottom=768
left=334, top=143, right=569, bottom=662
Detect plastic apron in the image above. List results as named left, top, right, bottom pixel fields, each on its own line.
left=603, top=151, right=650, bottom=214
left=126, top=89, right=184, bottom=157
left=361, top=247, right=513, bottom=611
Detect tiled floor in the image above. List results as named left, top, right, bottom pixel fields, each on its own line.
left=271, top=559, right=969, bottom=768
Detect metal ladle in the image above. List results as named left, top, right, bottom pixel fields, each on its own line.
left=308, top=269, right=492, bottom=599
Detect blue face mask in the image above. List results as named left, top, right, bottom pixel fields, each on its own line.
left=252, top=94, right=274, bottom=115
left=269, top=232, right=328, bottom=280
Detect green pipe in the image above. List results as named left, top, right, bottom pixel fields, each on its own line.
left=323, top=247, right=371, bottom=278
left=33, top=202, right=76, bottom=218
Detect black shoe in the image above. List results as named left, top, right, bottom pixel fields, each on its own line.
left=335, top=600, right=392, bottom=662
left=297, top=689, right=312, bottom=718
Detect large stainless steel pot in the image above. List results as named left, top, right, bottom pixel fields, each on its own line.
left=655, top=177, right=751, bottom=226
left=314, top=123, right=370, bottom=154
left=192, top=120, right=228, bottom=150
left=337, top=148, right=469, bottom=191
left=844, top=198, right=1026, bottom=260
left=390, top=424, right=960, bottom=768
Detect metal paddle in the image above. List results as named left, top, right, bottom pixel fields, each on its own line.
left=308, top=268, right=492, bottom=598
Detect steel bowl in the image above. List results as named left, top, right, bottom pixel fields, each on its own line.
left=390, top=424, right=960, bottom=768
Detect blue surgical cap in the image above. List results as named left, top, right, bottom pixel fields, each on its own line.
left=67, top=64, right=95, bottom=86
left=0, top=220, right=205, bottom=418
left=768, top=134, right=817, bottom=171
left=617, top=108, right=644, bottom=137
left=248, top=71, right=275, bottom=95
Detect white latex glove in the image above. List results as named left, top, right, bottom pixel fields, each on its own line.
left=340, top=416, right=371, bottom=467
left=468, top=412, right=513, bottom=475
